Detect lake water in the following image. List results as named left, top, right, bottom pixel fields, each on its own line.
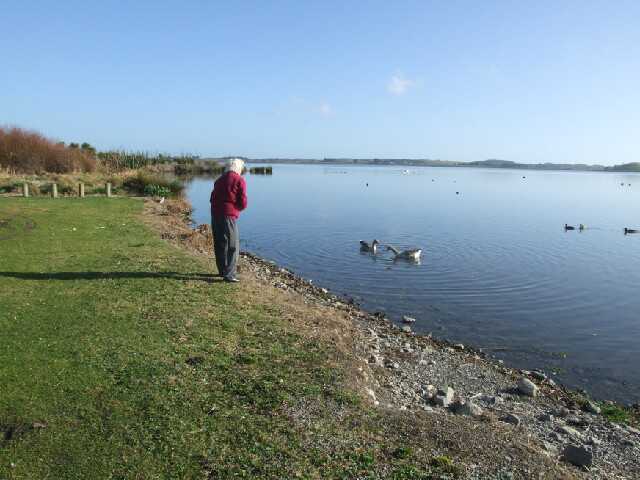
left=186, top=164, right=640, bottom=404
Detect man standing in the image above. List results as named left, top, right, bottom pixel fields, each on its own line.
left=210, top=158, right=247, bottom=282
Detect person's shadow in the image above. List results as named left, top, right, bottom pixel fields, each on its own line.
left=0, top=271, right=219, bottom=282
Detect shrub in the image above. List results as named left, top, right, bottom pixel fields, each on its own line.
left=122, top=170, right=183, bottom=196
left=0, top=180, right=22, bottom=193
left=0, top=126, right=96, bottom=174
left=143, top=184, right=171, bottom=197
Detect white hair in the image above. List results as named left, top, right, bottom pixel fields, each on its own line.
left=226, top=158, right=245, bottom=174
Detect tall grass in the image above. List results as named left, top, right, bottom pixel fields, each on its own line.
left=98, top=151, right=198, bottom=172
left=0, top=127, right=96, bottom=174
left=122, top=170, right=183, bottom=196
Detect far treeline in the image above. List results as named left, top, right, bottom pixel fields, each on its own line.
left=247, top=157, right=640, bottom=172
left=0, top=126, right=202, bottom=174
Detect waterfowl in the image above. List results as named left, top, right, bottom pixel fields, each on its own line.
left=360, top=239, right=380, bottom=253
left=624, top=228, right=638, bottom=234
left=564, top=224, right=575, bottom=231
left=386, top=245, right=422, bottom=261
left=579, top=224, right=585, bottom=231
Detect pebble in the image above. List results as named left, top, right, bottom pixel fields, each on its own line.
left=538, top=413, right=554, bottom=422
left=627, top=426, right=640, bottom=436
left=567, top=415, right=590, bottom=427
left=562, top=444, right=593, bottom=467
left=584, top=401, right=601, bottom=414
left=424, top=385, right=437, bottom=399
left=517, top=377, right=538, bottom=397
left=385, top=360, right=400, bottom=369
left=475, top=394, right=504, bottom=405
left=499, top=413, right=521, bottom=426
left=434, top=386, right=455, bottom=407
left=542, top=441, right=558, bottom=455
left=587, top=436, right=602, bottom=446
left=558, top=425, right=584, bottom=440
left=454, top=400, right=483, bottom=417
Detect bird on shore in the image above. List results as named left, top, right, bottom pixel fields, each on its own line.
left=564, top=224, right=576, bottom=231
left=624, top=228, right=638, bottom=234
left=386, top=245, right=422, bottom=261
left=360, top=239, right=380, bottom=253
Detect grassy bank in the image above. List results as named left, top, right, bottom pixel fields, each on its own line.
left=0, top=198, right=477, bottom=479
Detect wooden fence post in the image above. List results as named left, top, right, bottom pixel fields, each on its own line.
left=78, top=183, right=85, bottom=198
left=106, top=182, right=112, bottom=197
left=52, top=183, right=58, bottom=198
left=23, top=183, right=29, bottom=197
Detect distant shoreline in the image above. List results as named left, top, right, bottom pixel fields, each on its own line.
left=209, top=157, right=640, bottom=173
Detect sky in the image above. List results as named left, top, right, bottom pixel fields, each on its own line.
left=1, top=0, right=639, bottom=164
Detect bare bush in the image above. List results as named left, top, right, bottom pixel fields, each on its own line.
left=0, top=126, right=96, bottom=174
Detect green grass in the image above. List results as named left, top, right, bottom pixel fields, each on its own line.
left=0, top=198, right=451, bottom=479
left=600, top=403, right=631, bottom=424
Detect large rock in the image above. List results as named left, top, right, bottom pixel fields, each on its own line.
left=434, top=386, right=455, bottom=407
left=517, top=377, right=538, bottom=397
left=424, top=384, right=437, bottom=399
left=562, top=444, right=593, bottom=467
left=401, top=325, right=412, bottom=333
left=499, top=413, right=521, bottom=426
left=454, top=400, right=483, bottom=417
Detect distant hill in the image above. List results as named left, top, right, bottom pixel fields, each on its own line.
left=604, top=162, right=640, bottom=172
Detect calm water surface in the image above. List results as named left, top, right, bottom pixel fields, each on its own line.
left=186, top=165, right=640, bottom=404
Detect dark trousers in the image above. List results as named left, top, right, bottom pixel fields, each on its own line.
left=212, top=216, right=239, bottom=279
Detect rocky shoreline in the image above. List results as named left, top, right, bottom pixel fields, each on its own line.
left=148, top=198, right=640, bottom=479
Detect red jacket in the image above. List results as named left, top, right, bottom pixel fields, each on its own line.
left=210, top=171, right=247, bottom=219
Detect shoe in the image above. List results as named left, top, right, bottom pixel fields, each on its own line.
left=224, top=277, right=240, bottom=283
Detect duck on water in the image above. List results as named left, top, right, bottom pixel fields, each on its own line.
left=360, top=240, right=380, bottom=253
left=564, top=224, right=585, bottom=231
left=386, top=245, right=423, bottom=261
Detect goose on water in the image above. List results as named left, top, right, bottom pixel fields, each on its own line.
left=564, top=224, right=576, bottom=231
left=624, top=228, right=638, bottom=234
left=386, top=245, right=422, bottom=261
left=360, top=239, right=380, bottom=253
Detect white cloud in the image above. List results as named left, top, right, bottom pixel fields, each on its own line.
left=318, top=102, right=333, bottom=116
left=388, top=74, right=414, bottom=95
